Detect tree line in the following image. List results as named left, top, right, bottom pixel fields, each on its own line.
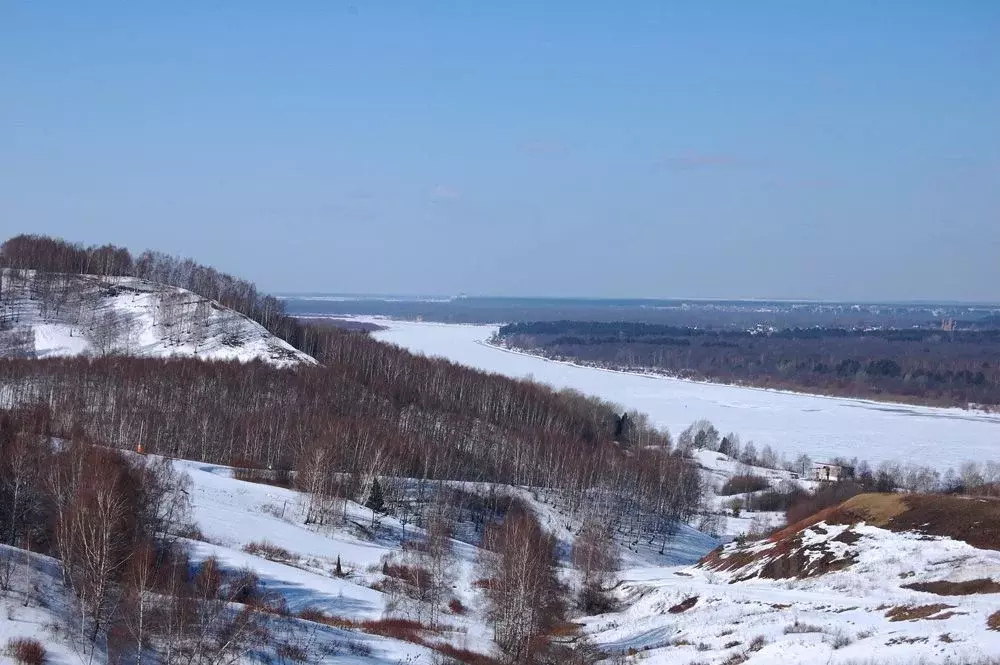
left=0, top=233, right=708, bottom=662
left=0, top=234, right=324, bottom=353
left=496, top=320, right=1000, bottom=407
left=0, top=231, right=704, bottom=574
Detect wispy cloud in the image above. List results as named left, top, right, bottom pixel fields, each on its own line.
left=429, top=184, right=461, bottom=201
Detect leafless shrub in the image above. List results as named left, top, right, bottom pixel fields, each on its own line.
left=275, top=641, right=309, bottom=663
left=6, top=637, right=46, bottom=665
left=242, top=540, right=292, bottom=562
left=829, top=630, right=853, bottom=649
left=719, top=474, right=770, bottom=496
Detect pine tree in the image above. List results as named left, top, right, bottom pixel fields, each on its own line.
left=366, top=477, right=385, bottom=527
left=366, top=477, right=385, bottom=513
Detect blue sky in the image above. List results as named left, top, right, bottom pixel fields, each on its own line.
left=2, top=2, right=998, bottom=300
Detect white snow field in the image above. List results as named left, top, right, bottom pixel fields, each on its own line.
left=367, top=319, right=1000, bottom=469
left=0, top=271, right=315, bottom=366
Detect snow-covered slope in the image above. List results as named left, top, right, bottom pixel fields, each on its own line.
left=0, top=271, right=315, bottom=366
left=0, top=545, right=82, bottom=665
left=168, top=464, right=1000, bottom=664
left=579, top=493, right=1000, bottom=664
left=585, top=533, right=1000, bottom=663
left=7, top=452, right=999, bottom=664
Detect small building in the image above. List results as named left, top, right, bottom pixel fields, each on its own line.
left=812, top=462, right=853, bottom=483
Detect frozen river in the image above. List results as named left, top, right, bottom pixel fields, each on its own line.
left=371, top=319, right=1000, bottom=469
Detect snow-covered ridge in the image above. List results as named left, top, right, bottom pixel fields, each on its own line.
left=0, top=270, right=315, bottom=366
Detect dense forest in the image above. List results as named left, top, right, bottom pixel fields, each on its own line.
left=0, top=234, right=703, bottom=559
left=496, top=321, right=1000, bottom=407
left=0, top=234, right=709, bottom=662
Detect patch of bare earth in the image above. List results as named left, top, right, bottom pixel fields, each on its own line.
left=827, top=493, right=1000, bottom=550
left=885, top=604, right=958, bottom=622
left=903, top=579, right=1000, bottom=595
left=668, top=596, right=698, bottom=613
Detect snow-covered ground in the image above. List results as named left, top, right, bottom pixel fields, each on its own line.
left=6, top=453, right=1000, bottom=664
left=365, top=318, right=1000, bottom=469
left=0, top=545, right=82, bottom=665
left=0, top=271, right=315, bottom=366
left=586, top=512, right=1000, bottom=665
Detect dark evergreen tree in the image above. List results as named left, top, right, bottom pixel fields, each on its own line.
left=365, top=477, right=385, bottom=514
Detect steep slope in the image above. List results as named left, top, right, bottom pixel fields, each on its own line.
left=0, top=270, right=315, bottom=366
left=0, top=546, right=82, bottom=665
left=577, top=493, right=1000, bottom=664
left=701, top=493, right=1000, bottom=583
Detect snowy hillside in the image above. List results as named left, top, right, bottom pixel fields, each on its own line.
left=0, top=270, right=315, bottom=366
left=5, top=452, right=1000, bottom=664
left=583, top=500, right=1000, bottom=664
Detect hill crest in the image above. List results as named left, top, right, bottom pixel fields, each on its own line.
left=0, top=269, right=316, bottom=366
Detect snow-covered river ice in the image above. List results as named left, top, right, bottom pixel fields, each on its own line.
left=370, top=319, right=1000, bottom=469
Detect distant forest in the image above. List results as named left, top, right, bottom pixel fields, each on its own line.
left=496, top=321, right=1000, bottom=408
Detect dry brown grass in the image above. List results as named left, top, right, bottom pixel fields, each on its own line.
left=988, top=610, right=1000, bottom=631
left=242, top=540, right=292, bottom=562
left=828, top=493, right=1000, bottom=550
left=296, top=608, right=357, bottom=629
left=381, top=563, right=432, bottom=592
left=360, top=618, right=426, bottom=642
left=430, top=644, right=501, bottom=665
left=890, top=495, right=1000, bottom=551
left=885, top=603, right=957, bottom=622
left=903, top=579, right=1000, bottom=595
left=834, top=493, right=907, bottom=526
left=547, top=621, right=584, bottom=638
left=295, top=609, right=497, bottom=665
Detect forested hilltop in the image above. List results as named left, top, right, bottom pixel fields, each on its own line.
left=0, top=235, right=699, bottom=503
left=495, top=321, right=1000, bottom=408
left=0, top=234, right=711, bottom=662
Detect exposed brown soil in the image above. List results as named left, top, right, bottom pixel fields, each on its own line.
left=668, top=596, right=699, bottom=613
left=816, top=493, right=1000, bottom=551
left=903, top=579, right=1000, bottom=596
left=888, top=495, right=1000, bottom=551
left=701, top=492, right=1000, bottom=585
left=700, top=522, right=858, bottom=581
left=885, top=604, right=956, bottom=622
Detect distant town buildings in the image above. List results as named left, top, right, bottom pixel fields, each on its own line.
left=812, top=461, right=853, bottom=483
